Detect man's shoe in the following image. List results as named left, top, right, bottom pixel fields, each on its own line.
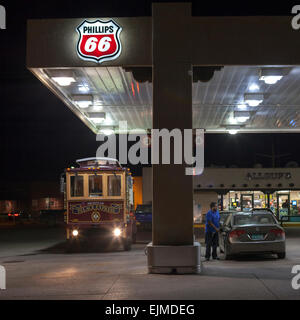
left=205, top=258, right=210, bottom=261
left=212, top=257, right=220, bottom=260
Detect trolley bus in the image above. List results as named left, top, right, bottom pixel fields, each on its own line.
left=63, top=157, right=136, bottom=251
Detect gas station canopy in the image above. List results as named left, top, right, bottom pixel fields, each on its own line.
left=27, top=13, right=300, bottom=135
left=27, top=3, right=300, bottom=274
left=31, top=65, right=300, bottom=134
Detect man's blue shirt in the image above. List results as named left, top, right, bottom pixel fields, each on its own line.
left=205, top=209, right=220, bottom=233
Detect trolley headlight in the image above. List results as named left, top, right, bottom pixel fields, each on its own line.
left=72, top=229, right=79, bottom=237
left=113, top=228, right=122, bottom=237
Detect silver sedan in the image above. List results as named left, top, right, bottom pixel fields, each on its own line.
left=219, top=211, right=286, bottom=260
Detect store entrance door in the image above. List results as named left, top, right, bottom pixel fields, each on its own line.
left=276, top=193, right=290, bottom=220
left=241, top=194, right=254, bottom=212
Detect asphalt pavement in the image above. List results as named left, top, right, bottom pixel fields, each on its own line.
left=0, top=226, right=299, bottom=299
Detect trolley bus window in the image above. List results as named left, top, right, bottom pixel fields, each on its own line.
left=108, top=175, right=121, bottom=196
left=70, top=175, right=84, bottom=197
left=89, top=175, right=103, bottom=197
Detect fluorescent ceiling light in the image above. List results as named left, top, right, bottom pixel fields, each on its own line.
left=89, top=112, right=106, bottom=124
left=244, top=93, right=264, bottom=107
left=100, top=128, right=114, bottom=136
left=91, top=118, right=105, bottom=124
left=229, top=117, right=238, bottom=125
left=249, top=83, right=259, bottom=91
left=237, top=104, right=248, bottom=110
left=78, top=85, right=90, bottom=93
left=92, top=105, right=103, bottom=112
left=226, top=125, right=240, bottom=135
left=47, top=69, right=76, bottom=87
left=236, top=117, right=249, bottom=123
left=77, top=101, right=91, bottom=108
left=103, top=114, right=114, bottom=125
left=260, top=76, right=283, bottom=84
left=246, top=100, right=262, bottom=107
left=52, top=77, right=76, bottom=86
left=73, top=95, right=93, bottom=109
left=259, top=68, right=284, bottom=84
left=234, top=111, right=251, bottom=123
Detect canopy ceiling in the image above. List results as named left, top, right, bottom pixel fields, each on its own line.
left=30, top=65, right=300, bottom=134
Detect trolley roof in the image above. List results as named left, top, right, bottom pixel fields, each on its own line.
left=66, top=157, right=127, bottom=173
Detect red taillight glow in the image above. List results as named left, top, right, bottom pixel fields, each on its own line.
left=8, top=214, right=11, bottom=217
left=229, top=229, right=246, bottom=238
left=14, top=214, right=19, bottom=217
left=270, top=228, right=285, bottom=236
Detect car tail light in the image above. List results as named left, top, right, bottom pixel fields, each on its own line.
left=8, top=213, right=11, bottom=217
left=229, top=229, right=245, bottom=240
left=270, top=228, right=285, bottom=239
left=14, top=214, right=19, bottom=217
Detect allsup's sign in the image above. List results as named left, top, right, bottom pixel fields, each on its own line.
left=246, top=172, right=292, bottom=180
left=76, top=19, right=122, bottom=63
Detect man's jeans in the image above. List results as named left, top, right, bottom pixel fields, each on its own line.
left=205, top=231, right=218, bottom=259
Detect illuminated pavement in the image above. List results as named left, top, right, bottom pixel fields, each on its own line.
left=0, top=227, right=299, bottom=300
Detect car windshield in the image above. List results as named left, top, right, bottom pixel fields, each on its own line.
left=136, top=205, right=152, bottom=213
left=234, top=214, right=276, bottom=226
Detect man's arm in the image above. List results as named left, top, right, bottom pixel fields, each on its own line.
left=208, top=221, right=219, bottom=232
left=206, top=212, right=219, bottom=232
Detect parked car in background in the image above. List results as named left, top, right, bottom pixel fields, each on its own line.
left=7, top=211, right=31, bottom=223
left=219, top=211, right=286, bottom=260
left=135, top=204, right=152, bottom=230
left=39, top=209, right=65, bottom=226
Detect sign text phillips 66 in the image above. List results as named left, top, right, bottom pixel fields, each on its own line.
left=76, top=19, right=122, bottom=63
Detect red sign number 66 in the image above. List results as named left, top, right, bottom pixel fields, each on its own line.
left=84, top=36, right=111, bottom=53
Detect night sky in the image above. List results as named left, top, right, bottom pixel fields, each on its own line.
left=0, top=0, right=300, bottom=184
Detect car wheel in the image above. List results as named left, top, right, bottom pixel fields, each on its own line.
left=277, top=252, right=286, bottom=259
left=224, top=245, right=233, bottom=260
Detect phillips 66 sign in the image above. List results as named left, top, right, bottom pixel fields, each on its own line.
left=76, top=19, right=122, bottom=63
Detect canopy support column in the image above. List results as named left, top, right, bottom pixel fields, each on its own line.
left=147, top=3, right=201, bottom=274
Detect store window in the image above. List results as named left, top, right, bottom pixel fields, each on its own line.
left=222, top=191, right=268, bottom=212
left=222, top=194, right=229, bottom=211
left=253, top=192, right=266, bottom=208
left=217, top=195, right=223, bottom=211
left=89, top=175, right=103, bottom=197
left=108, top=175, right=121, bottom=196
left=240, top=194, right=253, bottom=211
left=290, top=191, right=300, bottom=217
left=70, top=175, right=84, bottom=197
left=229, top=191, right=240, bottom=211
left=276, top=192, right=289, bottom=219
left=269, top=193, right=276, bottom=213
